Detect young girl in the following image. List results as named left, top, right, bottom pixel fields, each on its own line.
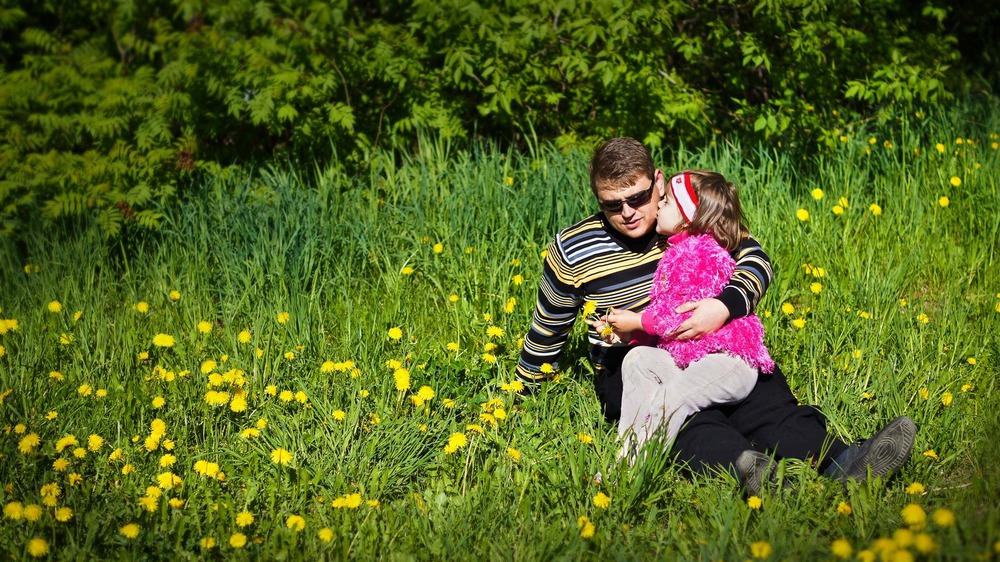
left=599, top=170, right=774, bottom=460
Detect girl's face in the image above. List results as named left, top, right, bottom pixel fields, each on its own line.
left=656, top=189, right=686, bottom=236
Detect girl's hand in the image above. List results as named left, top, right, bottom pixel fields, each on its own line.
left=604, top=309, right=643, bottom=343
left=669, top=298, right=728, bottom=340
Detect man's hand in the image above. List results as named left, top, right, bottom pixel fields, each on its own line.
left=668, top=298, right=728, bottom=341
left=601, top=309, right=643, bottom=343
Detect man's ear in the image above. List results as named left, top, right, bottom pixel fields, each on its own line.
left=656, top=170, right=666, bottom=199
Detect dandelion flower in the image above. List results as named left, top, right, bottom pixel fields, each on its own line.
left=914, top=533, right=936, bottom=554
left=506, top=448, right=521, bottom=462
left=200, top=537, right=217, bottom=549
left=387, top=327, right=403, bottom=341
left=27, top=538, right=48, bottom=558
left=941, top=392, right=953, bottom=406
left=229, top=532, right=247, bottom=548
left=270, top=448, right=293, bottom=465
left=932, top=508, right=955, bottom=528
left=48, top=301, right=63, bottom=313
left=486, top=325, right=504, bottom=338
left=949, top=176, right=961, bottom=187
left=446, top=341, right=459, bottom=352
left=237, top=330, right=251, bottom=343
left=433, top=243, right=443, bottom=254
left=332, top=410, right=346, bottom=421
left=55, top=506, right=73, bottom=522
left=120, top=523, right=140, bottom=539
left=4, top=501, right=24, bottom=520
left=197, top=321, right=212, bottom=333
left=796, top=209, right=809, bottom=221
left=916, top=313, right=929, bottom=324
left=577, top=515, right=596, bottom=539
left=832, top=205, right=844, bottom=215
left=18, top=433, right=41, bottom=454
left=345, top=494, right=362, bottom=509
left=935, top=143, right=946, bottom=153
left=810, top=282, right=822, bottom=294
left=394, top=368, right=411, bottom=391
left=318, top=528, right=334, bottom=542
left=901, top=503, right=926, bottom=528
left=792, top=318, right=806, bottom=328
left=780, top=302, right=795, bottom=315
left=513, top=274, right=524, bottom=285
left=747, top=495, right=762, bottom=510
left=593, top=492, right=611, bottom=509
left=401, top=266, right=414, bottom=275
left=905, top=482, right=925, bottom=495
left=152, top=396, right=166, bottom=409
left=448, top=294, right=459, bottom=303
left=276, top=312, right=290, bottom=324
left=577, top=433, right=594, bottom=445
left=811, top=188, right=824, bottom=200
left=285, top=514, right=306, bottom=531
left=750, top=541, right=772, bottom=559
left=869, top=203, right=882, bottom=215
left=831, top=539, right=852, bottom=559
left=236, top=511, right=254, bottom=527
left=938, top=196, right=950, bottom=208
left=134, top=301, right=149, bottom=313
left=837, top=502, right=852, bottom=516
left=153, top=334, right=175, bottom=348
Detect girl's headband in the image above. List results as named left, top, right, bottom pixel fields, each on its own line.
left=670, top=173, right=699, bottom=222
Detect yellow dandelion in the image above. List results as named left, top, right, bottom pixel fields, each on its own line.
left=747, top=495, right=762, bottom=510
left=235, top=511, right=254, bottom=527
left=394, top=368, right=411, bottom=391
left=810, top=282, right=822, bottom=294
left=345, top=493, right=362, bottom=509
left=196, top=321, right=212, bottom=333
left=916, top=313, right=929, bottom=324
left=270, top=448, right=293, bottom=466
left=905, top=482, right=925, bottom=495
left=781, top=302, right=795, bottom=315
left=938, top=196, right=949, bottom=208
left=941, top=392, right=953, bottom=406
left=577, top=433, right=594, bottom=445
left=318, top=527, right=334, bottom=542
left=932, top=508, right=955, bottom=528
left=401, top=266, right=414, bottom=275
left=811, top=188, right=824, bottom=200
left=901, top=503, right=926, bottom=528
left=869, top=203, right=882, bottom=215
left=285, top=514, right=306, bottom=531
left=120, top=523, right=140, bottom=539
left=433, top=242, right=443, bottom=254
left=750, top=541, right=772, bottom=559
left=506, top=448, right=521, bottom=462
left=914, top=533, right=936, bottom=554
left=836, top=501, right=852, bottom=516
left=796, top=209, right=809, bottom=221
left=832, top=205, right=844, bottom=215
left=152, top=333, right=175, bottom=348
left=593, top=492, right=611, bottom=509
left=27, top=538, right=49, bottom=558
left=577, top=515, right=596, bottom=539
left=276, top=312, right=290, bottom=324
left=48, top=300, right=63, bottom=313
left=229, top=532, right=247, bottom=548
left=388, top=327, right=403, bottom=340
left=792, top=318, right=806, bottom=328
left=935, top=143, right=946, bottom=153
left=134, top=301, right=149, bottom=314
left=949, top=176, right=961, bottom=187
left=831, top=538, right=852, bottom=559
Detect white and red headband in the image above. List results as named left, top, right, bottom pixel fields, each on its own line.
left=670, top=173, right=699, bottom=222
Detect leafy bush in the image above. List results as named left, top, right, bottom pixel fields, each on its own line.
left=0, top=0, right=991, bottom=236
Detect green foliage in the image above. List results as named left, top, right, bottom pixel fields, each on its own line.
left=0, top=0, right=992, bottom=237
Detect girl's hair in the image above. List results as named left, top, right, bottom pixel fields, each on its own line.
left=678, top=169, right=748, bottom=251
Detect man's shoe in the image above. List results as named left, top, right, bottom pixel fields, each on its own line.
left=826, top=416, right=917, bottom=482
left=735, top=450, right=775, bottom=496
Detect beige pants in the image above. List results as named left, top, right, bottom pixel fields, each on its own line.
left=618, top=346, right=757, bottom=462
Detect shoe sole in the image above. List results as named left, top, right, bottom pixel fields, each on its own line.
left=736, top=451, right=772, bottom=496
left=847, top=416, right=917, bottom=481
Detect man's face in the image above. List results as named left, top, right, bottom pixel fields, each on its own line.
left=595, top=170, right=663, bottom=239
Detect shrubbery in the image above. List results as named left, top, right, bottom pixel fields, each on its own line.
left=0, top=0, right=994, bottom=236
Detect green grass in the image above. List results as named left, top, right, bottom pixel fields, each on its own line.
left=1, top=102, right=999, bottom=560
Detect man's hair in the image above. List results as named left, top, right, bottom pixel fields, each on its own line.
left=681, top=170, right=749, bottom=251
left=589, top=137, right=655, bottom=194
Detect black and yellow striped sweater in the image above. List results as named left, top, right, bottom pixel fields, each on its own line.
left=516, top=212, right=772, bottom=386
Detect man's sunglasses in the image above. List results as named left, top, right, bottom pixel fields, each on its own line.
left=598, top=178, right=656, bottom=213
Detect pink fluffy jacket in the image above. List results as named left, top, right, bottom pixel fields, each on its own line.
left=640, top=232, right=774, bottom=373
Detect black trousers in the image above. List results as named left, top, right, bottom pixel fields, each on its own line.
left=592, top=345, right=849, bottom=474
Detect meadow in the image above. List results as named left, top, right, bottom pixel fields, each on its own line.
left=1, top=104, right=999, bottom=560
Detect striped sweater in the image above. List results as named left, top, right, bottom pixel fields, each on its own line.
left=516, top=213, right=772, bottom=386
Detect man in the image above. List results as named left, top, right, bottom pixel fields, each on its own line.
left=516, top=137, right=915, bottom=494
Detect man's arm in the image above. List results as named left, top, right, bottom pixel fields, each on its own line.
left=669, top=236, right=772, bottom=340
left=516, top=240, right=582, bottom=389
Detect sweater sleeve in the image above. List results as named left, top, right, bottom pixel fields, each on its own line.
left=516, top=238, right=584, bottom=387
left=715, top=235, right=772, bottom=319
